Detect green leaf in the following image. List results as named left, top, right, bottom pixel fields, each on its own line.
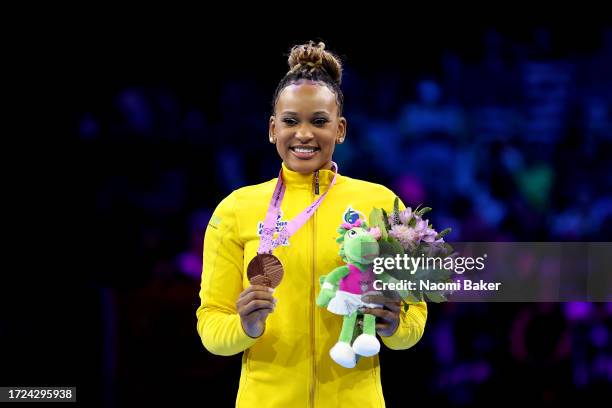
left=381, top=208, right=391, bottom=231
left=368, top=208, right=388, bottom=240
left=392, top=197, right=401, bottom=225
left=379, top=238, right=404, bottom=255
left=435, top=227, right=452, bottom=240
left=368, top=208, right=379, bottom=227
left=424, top=291, right=448, bottom=303
left=415, top=207, right=432, bottom=217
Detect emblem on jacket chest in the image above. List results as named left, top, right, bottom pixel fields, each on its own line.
left=342, top=206, right=366, bottom=224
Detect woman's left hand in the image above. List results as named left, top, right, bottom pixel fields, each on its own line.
left=359, top=296, right=401, bottom=337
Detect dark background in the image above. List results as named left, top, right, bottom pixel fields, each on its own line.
left=3, top=16, right=611, bottom=407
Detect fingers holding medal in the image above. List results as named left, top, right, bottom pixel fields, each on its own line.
left=237, top=254, right=284, bottom=338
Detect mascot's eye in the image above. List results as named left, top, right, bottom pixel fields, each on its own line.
left=348, top=230, right=357, bottom=237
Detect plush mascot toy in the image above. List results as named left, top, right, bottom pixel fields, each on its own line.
left=316, top=216, right=383, bottom=368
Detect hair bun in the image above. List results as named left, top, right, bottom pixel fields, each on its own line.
left=287, top=40, right=343, bottom=85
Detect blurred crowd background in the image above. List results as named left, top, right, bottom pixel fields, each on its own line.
left=5, top=22, right=611, bottom=407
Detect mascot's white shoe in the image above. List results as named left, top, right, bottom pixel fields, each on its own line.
left=352, top=334, right=380, bottom=357
left=330, top=341, right=357, bottom=368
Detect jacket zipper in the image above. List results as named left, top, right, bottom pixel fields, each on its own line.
left=309, top=170, right=319, bottom=408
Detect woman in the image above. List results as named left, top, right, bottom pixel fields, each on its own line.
left=196, top=40, right=427, bottom=407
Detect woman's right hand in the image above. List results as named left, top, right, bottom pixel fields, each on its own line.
left=237, top=285, right=277, bottom=338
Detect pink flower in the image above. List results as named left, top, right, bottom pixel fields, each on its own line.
left=389, top=224, right=420, bottom=250
left=368, top=227, right=382, bottom=240
left=399, top=207, right=413, bottom=225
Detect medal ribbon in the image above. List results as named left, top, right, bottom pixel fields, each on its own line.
left=258, top=162, right=338, bottom=254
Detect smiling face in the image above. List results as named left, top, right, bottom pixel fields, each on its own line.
left=269, top=81, right=347, bottom=174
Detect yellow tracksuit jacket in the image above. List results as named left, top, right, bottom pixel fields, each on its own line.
left=196, top=162, right=427, bottom=407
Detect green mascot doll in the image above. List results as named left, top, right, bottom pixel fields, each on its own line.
left=316, top=215, right=383, bottom=368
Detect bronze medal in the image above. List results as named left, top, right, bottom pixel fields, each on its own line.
left=247, top=253, right=284, bottom=288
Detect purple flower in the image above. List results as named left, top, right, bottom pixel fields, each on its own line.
left=422, top=232, right=442, bottom=243
left=411, top=217, right=441, bottom=243
left=389, top=224, right=420, bottom=250
left=413, top=217, right=428, bottom=232
left=399, top=207, right=413, bottom=225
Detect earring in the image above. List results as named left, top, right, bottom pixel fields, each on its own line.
left=269, top=136, right=276, bottom=144
left=336, top=138, right=344, bottom=144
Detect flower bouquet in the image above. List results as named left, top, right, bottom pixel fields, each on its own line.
left=366, top=197, right=456, bottom=309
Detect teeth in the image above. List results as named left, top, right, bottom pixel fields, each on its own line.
left=294, top=147, right=316, bottom=153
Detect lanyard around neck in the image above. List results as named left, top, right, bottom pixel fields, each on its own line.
left=258, top=162, right=338, bottom=254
